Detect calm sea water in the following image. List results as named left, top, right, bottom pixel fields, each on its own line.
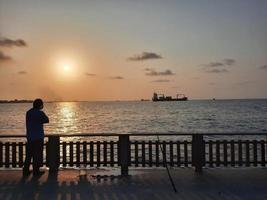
left=0, top=99, right=267, bottom=136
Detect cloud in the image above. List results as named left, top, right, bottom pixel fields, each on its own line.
left=205, top=62, right=224, bottom=68
left=109, top=76, right=124, bottom=79
left=259, top=65, right=267, bottom=70
left=145, top=68, right=175, bottom=76
left=85, top=73, right=96, bottom=76
left=127, top=52, right=162, bottom=61
left=151, top=79, right=170, bottom=82
left=0, top=37, right=27, bottom=47
left=205, top=69, right=229, bottom=73
left=223, top=58, right=235, bottom=66
left=0, top=37, right=27, bottom=63
left=18, top=70, right=27, bottom=75
left=201, top=58, right=235, bottom=74
left=0, top=51, right=12, bottom=61
left=203, top=58, right=236, bottom=68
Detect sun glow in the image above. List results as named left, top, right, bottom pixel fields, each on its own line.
left=63, top=64, right=71, bottom=72
left=56, top=59, right=76, bottom=77
left=52, top=53, right=84, bottom=80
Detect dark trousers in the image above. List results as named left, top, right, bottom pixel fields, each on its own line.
left=23, top=139, right=44, bottom=172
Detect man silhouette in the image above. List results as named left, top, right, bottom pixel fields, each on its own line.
left=23, top=98, right=49, bottom=176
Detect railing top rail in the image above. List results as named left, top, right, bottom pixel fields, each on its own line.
left=0, top=131, right=266, bottom=138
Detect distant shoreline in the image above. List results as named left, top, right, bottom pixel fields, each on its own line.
left=0, top=98, right=266, bottom=104
left=0, top=100, right=33, bottom=104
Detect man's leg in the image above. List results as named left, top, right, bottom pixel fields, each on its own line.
left=23, top=142, right=33, bottom=175
left=33, top=139, right=44, bottom=175
left=38, top=139, right=44, bottom=167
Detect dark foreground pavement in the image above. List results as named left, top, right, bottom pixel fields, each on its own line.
left=0, top=167, right=266, bottom=200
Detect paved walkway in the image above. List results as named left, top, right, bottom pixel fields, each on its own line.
left=0, top=167, right=266, bottom=200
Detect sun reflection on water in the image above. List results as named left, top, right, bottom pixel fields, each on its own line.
left=58, top=102, right=78, bottom=134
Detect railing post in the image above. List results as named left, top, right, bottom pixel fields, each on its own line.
left=192, top=134, right=205, bottom=173
left=119, top=135, right=130, bottom=176
left=47, top=135, right=60, bottom=173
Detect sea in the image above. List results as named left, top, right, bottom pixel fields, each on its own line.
left=0, top=99, right=267, bottom=139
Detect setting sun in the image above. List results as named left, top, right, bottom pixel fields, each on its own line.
left=55, top=58, right=76, bottom=77
left=63, top=64, right=71, bottom=72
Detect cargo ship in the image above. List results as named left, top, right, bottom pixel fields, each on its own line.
left=152, top=93, right=188, bottom=101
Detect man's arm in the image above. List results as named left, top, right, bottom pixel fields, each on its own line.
left=41, top=111, right=49, bottom=123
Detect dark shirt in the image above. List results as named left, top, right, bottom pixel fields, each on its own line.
left=26, top=108, right=49, bottom=142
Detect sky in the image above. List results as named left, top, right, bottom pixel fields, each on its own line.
left=0, top=0, right=267, bottom=101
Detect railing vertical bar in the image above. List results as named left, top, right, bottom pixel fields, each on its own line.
left=238, top=140, right=243, bottom=166
left=253, top=140, right=257, bottom=166
left=69, top=142, right=73, bottom=167
left=230, top=140, right=235, bottom=166
left=148, top=141, right=152, bottom=167
left=5, top=143, right=10, bottom=168
left=245, top=140, right=250, bottom=167
left=176, top=141, right=180, bottom=167
left=97, top=141, right=101, bottom=167
left=90, top=141, right=94, bottom=167
left=135, top=141, right=138, bottom=167
left=261, top=140, right=266, bottom=166
left=76, top=142, right=80, bottom=167
left=156, top=141, right=159, bottom=167
left=0, top=142, right=3, bottom=167
left=223, top=140, right=227, bottom=166
left=162, top=141, right=166, bottom=167
left=216, top=141, right=220, bottom=167
left=184, top=141, right=188, bottom=167
left=142, top=141, right=145, bottom=167
left=62, top=142, right=66, bottom=167
left=209, top=141, right=213, bottom=167
left=83, top=141, right=87, bottom=165
left=18, top=142, right=23, bottom=167
left=110, top=141, right=114, bottom=166
left=103, top=141, right=107, bottom=166
left=170, top=141, right=173, bottom=167
left=12, top=142, right=16, bottom=167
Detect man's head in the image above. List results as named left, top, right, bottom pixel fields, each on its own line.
left=33, top=98, right=44, bottom=109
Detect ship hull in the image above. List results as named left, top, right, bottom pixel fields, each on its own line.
left=152, top=97, right=188, bottom=102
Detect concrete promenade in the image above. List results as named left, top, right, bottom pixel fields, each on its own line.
left=0, top=167, right=266, bottom=200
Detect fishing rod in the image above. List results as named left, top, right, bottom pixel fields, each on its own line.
left=157, top=135, right=177, bottom=193
left=152, top=97, right=177, bottom=193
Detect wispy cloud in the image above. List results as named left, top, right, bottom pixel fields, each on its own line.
left=205, top=62, right=224, bottom=67
left=205, top=69, right=229, bottom=73
left=151, top=79, right=170, bottom=82
left=18, top=70, right=27, bottom=75
left=145, top=68, right=175, bottom=76
left=223, top=59, right=235, bottom=66
left=0, top=51, right=12, bottom=62
left=0, top=37, right=27, bottom=63
left=0, top=37, right=27, bottom=47
left=85, top=73, right=96, bottom=76
left=127, top=52, right=162, bottom=61
left=203, top=58, right=236, bottom=68
left=109, top=76, right=124, bottom=80
left=201, top=58, right=235, bottom=73
left=259, top=65, right=267, bottom=70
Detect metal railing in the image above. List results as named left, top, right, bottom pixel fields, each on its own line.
left=0, top=132, right=266, bottom=175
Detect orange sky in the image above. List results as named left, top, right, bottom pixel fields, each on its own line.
left=0, top=0, right=267, bottom=101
